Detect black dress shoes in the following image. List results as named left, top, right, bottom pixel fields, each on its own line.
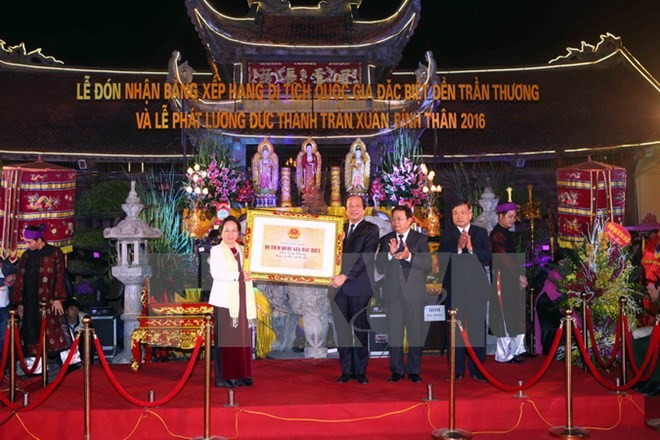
left=472, top=372, right=486, bottom=382
left=356, top=374, right=369, bottom=384
left=633, top=381, right=647, bottom=392
left=408, top=374, right=422, bottom=383
left=215, top=379, right=235, bottom=388
left=507, top=357, right=524, bottom=363
left=337, top=373, right=353, bottom=383
left=642, top=381, right=660, bottom=397
left=240, top=378, right=253, bottom=386
left=388, top=373, right=405, bottom=382
left=446, top=374, right=464, bottom=381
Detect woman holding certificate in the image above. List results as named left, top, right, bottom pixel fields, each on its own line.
left=209, top=216, right=256, bottom=388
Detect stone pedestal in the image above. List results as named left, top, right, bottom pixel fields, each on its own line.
left=258, top=282, right=331, bottom=359
left=256, top=194, right=277, bottom=208
left=111, top=268, right=150, bottom=364
left=288, top=285, right=331, bottom=359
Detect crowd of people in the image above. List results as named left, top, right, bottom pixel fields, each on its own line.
left=2, top=203, right=658, bottom=397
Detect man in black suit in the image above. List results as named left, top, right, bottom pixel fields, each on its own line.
left=376, top=205, right=432, bottom=383
left=439, top=201, right=492, bottom=381
left=329, top=195, right=380, bottom=384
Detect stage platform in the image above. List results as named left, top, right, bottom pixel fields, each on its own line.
left=1, top=355, right=658, bottom=439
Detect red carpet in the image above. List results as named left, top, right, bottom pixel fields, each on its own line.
left=1, top=355, right=658, bottom=439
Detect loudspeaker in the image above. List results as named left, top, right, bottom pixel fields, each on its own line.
left=515, top=158, right=526, bottom=168
left=92, top=315, right=119, bottom=359
left=78, top=159, right=87, bottom=170
left=368, top=313, right=389, bottom=357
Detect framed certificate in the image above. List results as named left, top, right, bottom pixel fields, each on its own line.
left=243, top=210, right=344, bottom=285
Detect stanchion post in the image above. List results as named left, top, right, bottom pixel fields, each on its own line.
left=40, top=300, right=48, bottom=387
left=549, top=309, right=590, bottom=438
left=83, top=316, right=93, bottom=440
left=619, top=297, right=628, bottom=386
left=580, top=293, right=589, bottom=372
left=204, top=313, right=213, bottom=439
left=528, top=286, right=536, bottom=355
left=9, top=309, right=17, bottom=403
left=522, top=184, right=541, bottom=355
left=432, top=309, right=473, bottom=440
left=513, top=380, right=528, bottom=399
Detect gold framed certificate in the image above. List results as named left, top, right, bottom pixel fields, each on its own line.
left=243, top=210, right=344, bottom=285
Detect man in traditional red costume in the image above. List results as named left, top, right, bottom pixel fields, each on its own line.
left=12, top=224, right=69, bottom=359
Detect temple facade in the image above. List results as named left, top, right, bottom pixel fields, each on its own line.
left=0, top=1, right=658, bottom=222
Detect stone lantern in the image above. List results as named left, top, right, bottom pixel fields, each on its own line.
left=103, top=181, right=161, bottom=364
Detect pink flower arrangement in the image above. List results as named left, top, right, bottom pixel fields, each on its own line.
left=185, top=155, right=245, bottom=209
left=381, top=157, right=428, bottom=206
left=206, top=157, right=243, bottom=202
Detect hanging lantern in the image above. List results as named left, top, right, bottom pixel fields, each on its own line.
left=556, top=159, right=626, bottom=247
left=0, top=158, right=76, bottom=260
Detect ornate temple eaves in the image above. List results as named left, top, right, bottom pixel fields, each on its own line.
left=185, top=0, right=420, bottom=73
left=0, top=40, right=64, bottom=67
left=548, top=33, right=623, bottom=66
left=247, top=0, right=362, bottom=17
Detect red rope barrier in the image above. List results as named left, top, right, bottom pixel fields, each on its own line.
left=93, top=333, right=204, bottom=407
left=623, top=316, right=656, bottom=381
left=13, top=317, right=48, bottom=375
left=0, top=338, right=81, bottom=411
left=640, top=331, right=660, bottom=383
left=628, top=321, right=660, bottom=383
left=0, top=326, right=10, bottom=385
left=584, top=308, right=621, bottom=369
left=459, top=323, right=564, bottom=393
left=573, top=324, right=660, bottom=391
left=625, top=319, right=638, bottom=374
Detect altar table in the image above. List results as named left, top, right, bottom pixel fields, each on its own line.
left=130, top=302, right=213, bottom=372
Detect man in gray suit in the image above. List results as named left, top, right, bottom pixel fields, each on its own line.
left=376, top=205, right=432, bottom=383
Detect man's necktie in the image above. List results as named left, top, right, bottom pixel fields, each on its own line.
left=397, top=234, right=404, bottom=253
left=347, top=223, right=355, bottom=239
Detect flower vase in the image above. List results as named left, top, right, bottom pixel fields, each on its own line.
left=425, top=206, right=441, bottom=237
left=183, top=208, right=214, bottom=238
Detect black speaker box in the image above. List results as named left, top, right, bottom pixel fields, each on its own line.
left=91, top=315, right=120, bottom=359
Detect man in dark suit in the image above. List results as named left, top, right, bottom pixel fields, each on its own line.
left=376, top=205, right=432, bottom=383
left=329, top=195, right=380, bottom=384
left=439, top=201, right=492, bottom=381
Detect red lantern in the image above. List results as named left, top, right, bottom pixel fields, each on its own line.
left=556, top=159, right=626, bottom=247
left=0, top=159, right=76, bottom=260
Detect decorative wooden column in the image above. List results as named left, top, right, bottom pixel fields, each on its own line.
left=280, top=167, right=292, bottom=207
left=330, top=166, right=342, bottom=207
